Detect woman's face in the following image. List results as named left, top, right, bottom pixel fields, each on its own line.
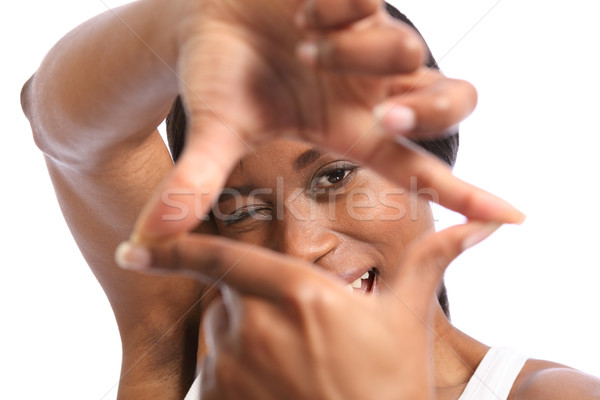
left=212, top=139, right=435, bottom=293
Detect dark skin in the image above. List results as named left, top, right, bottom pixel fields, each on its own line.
left=23, top=0, right=596, bottom=397
left=140, top=140, right=600, bottom=400
left=212, top=140, right=435, bottom=266
left=208, top=139, right=477, bottom=399
left=129, top=0, right=522, bottom=244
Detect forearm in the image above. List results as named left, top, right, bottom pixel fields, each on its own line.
left=23, top=0, right=185, bottom=169
left=20, top=2, right=208, bottom=394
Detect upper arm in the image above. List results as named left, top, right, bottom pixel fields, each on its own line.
left=23, top=72, right=206, bottom=390
left=36, top=122, right=204, bottom=327
left=20, top=2, right=206, bottom=393
left=512, top=360, right=600, bottom=400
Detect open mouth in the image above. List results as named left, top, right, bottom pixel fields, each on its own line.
left=347, top=268, right=376, bottom=294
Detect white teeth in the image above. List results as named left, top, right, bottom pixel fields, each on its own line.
left=348, top=271, right=371, bottom=290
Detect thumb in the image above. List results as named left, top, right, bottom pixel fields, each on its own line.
left=131, top=115, right=251, bottom=244
left=382, top=221, right=502, bottom=312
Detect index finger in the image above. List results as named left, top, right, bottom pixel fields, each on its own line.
left=131, top=116, right=250, bottom=244
left=117, top=233, right=340, bottom=300
left=324, top=132, right=525, bottom=224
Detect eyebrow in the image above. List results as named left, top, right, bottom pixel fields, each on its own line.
left=217, top=185, right=257, bottom=204
left=293, top=148, right=323, bottom=171
left=218, top=148, right=323, bottom=204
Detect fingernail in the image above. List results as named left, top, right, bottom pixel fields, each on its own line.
left=505, top=207, right=526, bottom=225
left=115, top=241, right=151, bottom=271
left=507, top=204, right=527, bottom=225
left=297, top=41, right=318, bottom=66
left=373, top=103, right=416, bottom=134
left=461, top=222, right=502, bottom=251
left=487, top=195, right=527, bottom=225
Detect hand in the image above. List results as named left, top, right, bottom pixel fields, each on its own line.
left=118, top=221, right=500, bottom=400
left=131, top=0, right=523, bottom=244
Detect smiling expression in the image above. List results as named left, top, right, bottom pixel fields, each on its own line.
left=212, top=139, right=436, bottom=294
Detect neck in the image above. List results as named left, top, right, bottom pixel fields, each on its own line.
left=431, top=304, right=489, bottom=390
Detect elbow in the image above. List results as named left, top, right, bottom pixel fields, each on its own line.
left=20, top=72, right=51, bottom=155
left=20, top=73, right=35, bottom=121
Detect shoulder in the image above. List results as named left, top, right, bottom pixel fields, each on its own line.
left=510, top=358, right=600, bottom=400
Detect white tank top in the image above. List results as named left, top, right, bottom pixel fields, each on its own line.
left=184, top=347, right=528, bottom=400
left=184, top=371, right=201, bottom=400
left=458, top=347, right=528, bottom=400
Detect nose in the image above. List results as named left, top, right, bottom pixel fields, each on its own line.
left=272, top=209, right=340, bottom=265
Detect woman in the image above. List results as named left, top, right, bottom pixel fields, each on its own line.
left=145, top=138, right=598, bottom=400
left=21, top=0, right=599, bottom=398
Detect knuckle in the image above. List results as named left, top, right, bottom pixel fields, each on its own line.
left=315, top=39, right=337, bottom=68
left=305, top=0, right=323, bottom=27
left=350, top=0, right=379, bottom=16
left=381, top=23, right=425, bottom=72
left=284, top=279, right=336, bottom=320
left=287, top=280, right=322, bottom=307
left=198, top=238, right=230, bottom=276
left=309, top=0, right=378, bottom=28
left=390, top=36, right=424, bottom=72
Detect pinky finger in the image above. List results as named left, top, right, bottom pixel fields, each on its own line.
left=375, top=69, right=478, bottom=138
left=341, top=135, right=525, bottom=225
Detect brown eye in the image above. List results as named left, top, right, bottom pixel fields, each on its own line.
left=319, top=169, right=350, bottom=187
left=311, top=161, right=358, bottom=190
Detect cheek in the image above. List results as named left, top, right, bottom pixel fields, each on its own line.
left=334, top=192, right=434, bottom=252
left=215, top=223, right=272, bottom=247
left=336, top=188, right=430, bottom=226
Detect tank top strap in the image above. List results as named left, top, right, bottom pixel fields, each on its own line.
left=458, top=347, right=528, bottom=400
left=184, top=371, right=202, bottom=400
left=186, top=347, right=528, bottom=400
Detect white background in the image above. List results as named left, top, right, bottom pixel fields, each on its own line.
left=1, top=0, right=599, bottom=399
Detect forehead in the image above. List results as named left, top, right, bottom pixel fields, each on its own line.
left=244, top=139, right=316, bottom=166
left=227, top=139, right=325, bottom=185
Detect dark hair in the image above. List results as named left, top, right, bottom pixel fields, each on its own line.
left=165, top=2, right=454, bottom=317
left=383, top=4, right=454, bottom=317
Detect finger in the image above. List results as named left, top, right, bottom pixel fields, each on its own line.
left=297, top=0, right=381, bottom=29
left=382, top=221, right=501, bottom=310
left=203, top=297, right=230, bottom=352
left=200, top=351, right=269, bottom=400
left=336, top=134, right=525, bottom=224
left=117, top=233, right=339, bottom=299
left=199, top=352, right=251, bottom=400
left=297, top=22, right=426, bottom=74
left=375, top=68, right=478, bottom=137
left=131, top=115, right=250, bottom=244
left=199, top=353, right=217, bottom=400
